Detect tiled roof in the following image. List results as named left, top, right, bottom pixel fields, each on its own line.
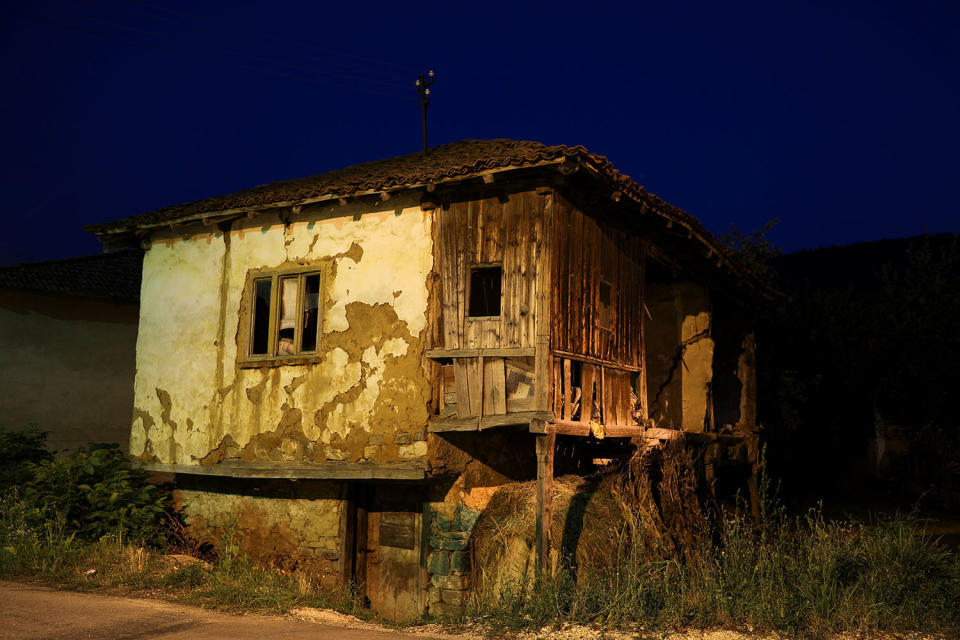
left=85, top=139, right=700, bottom=234
left=0, top=250, right=143, bottom=303
left=83, top=138, right=748, bottom=285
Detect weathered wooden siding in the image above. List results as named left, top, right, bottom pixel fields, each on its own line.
left=434, top=188, right=646, bottom=426
left=435, top=190, right=549, bottom=420
left=551, top=193, right=645, bottom=368
left=437, top=191, right=544, bottom=350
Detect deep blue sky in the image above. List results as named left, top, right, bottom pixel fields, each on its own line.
left=1, top=0, right=957, bottom=264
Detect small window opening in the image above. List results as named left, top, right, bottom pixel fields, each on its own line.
left=245, top=268, right=324, bottom=362
left=469, top=265, right=502, bottom=317
left=277, top=276, right=298, bottom=355
left=598, top=280, right=613, bottom=330
left=250, top=278, right=272, bottom=355
left=300, top=274, right=321, bottom=352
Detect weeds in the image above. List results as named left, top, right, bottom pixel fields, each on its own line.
left=0, top=491, right=356, bottom=616
left=23, top=444, right=172, bottom=545
left=472, top=445, right=960, bottom=638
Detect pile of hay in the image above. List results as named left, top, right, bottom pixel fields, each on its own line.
left=472, top=441, right=711, bottom=597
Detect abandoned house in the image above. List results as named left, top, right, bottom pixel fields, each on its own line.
left=0, top=250, right=142, bottom=453
left=86, top=139, right=764, bottom=620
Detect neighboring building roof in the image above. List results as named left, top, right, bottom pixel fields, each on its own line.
left=0, top=250, right=143, bottom=304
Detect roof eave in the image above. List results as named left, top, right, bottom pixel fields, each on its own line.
left=84, top=159, right=569, bottom=238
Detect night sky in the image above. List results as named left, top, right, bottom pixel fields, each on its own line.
left=2, top=0, right=957, bottom=265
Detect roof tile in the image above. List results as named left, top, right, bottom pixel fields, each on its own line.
left=0, top=250, right=143, bottom=303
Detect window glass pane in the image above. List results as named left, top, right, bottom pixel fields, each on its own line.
left=277, top=276, right=298, bottom=355
left=468, top=266, right=502, bottom=317
left=250, top=278, right=272, bottom=355
left=300, top=274, right=321, bottom=352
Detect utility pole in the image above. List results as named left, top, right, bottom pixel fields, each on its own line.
left=416, top=70, right=435, bottom=153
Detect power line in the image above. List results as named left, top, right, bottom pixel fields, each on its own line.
left=122, top=0, right=422, bottom=75
left=2, top=8, right=414, bottom=101
left=7, top=1, right=412, bottom=92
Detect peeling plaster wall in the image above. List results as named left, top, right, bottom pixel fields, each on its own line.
left=130, top=193, right=435, bottom=466
left=644, top=282, right=714, bottom=432
left=678, top=283, right=714, bottom=432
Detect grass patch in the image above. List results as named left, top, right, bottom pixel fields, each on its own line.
left=0, top=491, right=359, bottom=617
left=470, top=446, right=960, bottom=638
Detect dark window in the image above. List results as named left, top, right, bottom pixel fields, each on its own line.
left=277, top=276, right=298, bottom=355
left=469, top=265, right=502, bottom=317
left=250, top=278, right=272, bottom=355
left=300, top=274, right=321, bottom=352
left=246, top=268, right=324, bottom=361
left=598, top=280, right=613, bottom=330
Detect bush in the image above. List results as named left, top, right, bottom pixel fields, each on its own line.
left=0, top=426, right=53, bottom=492
left=23, top=444, right=173, bottom=545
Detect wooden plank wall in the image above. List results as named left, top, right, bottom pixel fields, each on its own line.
left=551, top=193, right=645, bottom=368
left=437, top=191, right=543, bottom=351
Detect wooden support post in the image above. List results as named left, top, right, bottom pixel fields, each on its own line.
left=535, top=431, right=556, bottom=577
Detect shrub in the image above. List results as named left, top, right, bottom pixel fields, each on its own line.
left=0, top=426, right=53, bottom=492
left=23, top=444, right=173, bottom=545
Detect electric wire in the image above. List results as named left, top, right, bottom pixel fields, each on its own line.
left=6, top=1, right=412, bottom=92
left=2, top=4, right=417, bottom=101
left=121, top=0, right=422, bottom=75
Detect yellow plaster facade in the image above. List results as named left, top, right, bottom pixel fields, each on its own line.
left=130, top=194, right=435, bottom=467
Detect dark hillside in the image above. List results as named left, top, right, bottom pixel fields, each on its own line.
left=759, top=233, right=960, bottom=514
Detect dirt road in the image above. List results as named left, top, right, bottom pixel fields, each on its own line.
left=0, top=580, right=445, bottom=640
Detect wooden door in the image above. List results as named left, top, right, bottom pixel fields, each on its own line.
left=353, top=484, right=423, bottom=621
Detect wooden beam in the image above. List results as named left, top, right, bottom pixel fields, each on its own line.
left=139, top=461, right=426, bottom=480
left=550, top=349, right=642, bottom=373
left=479, top=410, right=553, bottom=430
left=429, top=410, right=555, bottom=433
left=424, top=347, right=535, bottom=361
left=643, top=426, right=684, bottom=440
left=543, top=419, right=643, bottom=438
left=428, top=416, right=480, bottom=432
left=535, top=432, right=556, bottom=577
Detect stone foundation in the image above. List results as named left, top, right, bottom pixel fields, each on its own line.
left=174, top=476, right=344, bottom=585
left=426, top=504, right=480, bottom=616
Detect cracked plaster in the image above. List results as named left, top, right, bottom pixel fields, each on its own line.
left=130, top=195, right=434, bottom=465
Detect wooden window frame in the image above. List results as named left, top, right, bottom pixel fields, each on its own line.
left=239, top=263, right=328, bottom=368
left=466, top=262, right=503, bottom=321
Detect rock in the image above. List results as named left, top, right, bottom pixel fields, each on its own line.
left=440, top=588, right=469, bottom=605
left=451, top=550, right=471, bottom=572
left=427, top=550, right=450, bottom=575
left=432, top=573, right=468, bottom=590
left=453, top=505, right=481, bottom=532
left=163, top=554, right=212, bottom=570
left=430, top=531, right=469, bottom=551
left=290, top=608, right=379, bottom=630
left=430, top=512, right=453, bottom=533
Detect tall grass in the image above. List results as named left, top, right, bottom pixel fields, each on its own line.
left=475, top=493, right=960, bottom=637
left=0, top=491, right=356, bottom=616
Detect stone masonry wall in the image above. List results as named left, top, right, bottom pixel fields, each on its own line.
left=426, top=504, right=480, bottom=616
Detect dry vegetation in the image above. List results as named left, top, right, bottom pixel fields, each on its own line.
left=470, top=443, right=960, bottom=638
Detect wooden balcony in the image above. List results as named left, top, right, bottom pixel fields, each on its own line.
left=426, top=349, right=649, bottom=439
